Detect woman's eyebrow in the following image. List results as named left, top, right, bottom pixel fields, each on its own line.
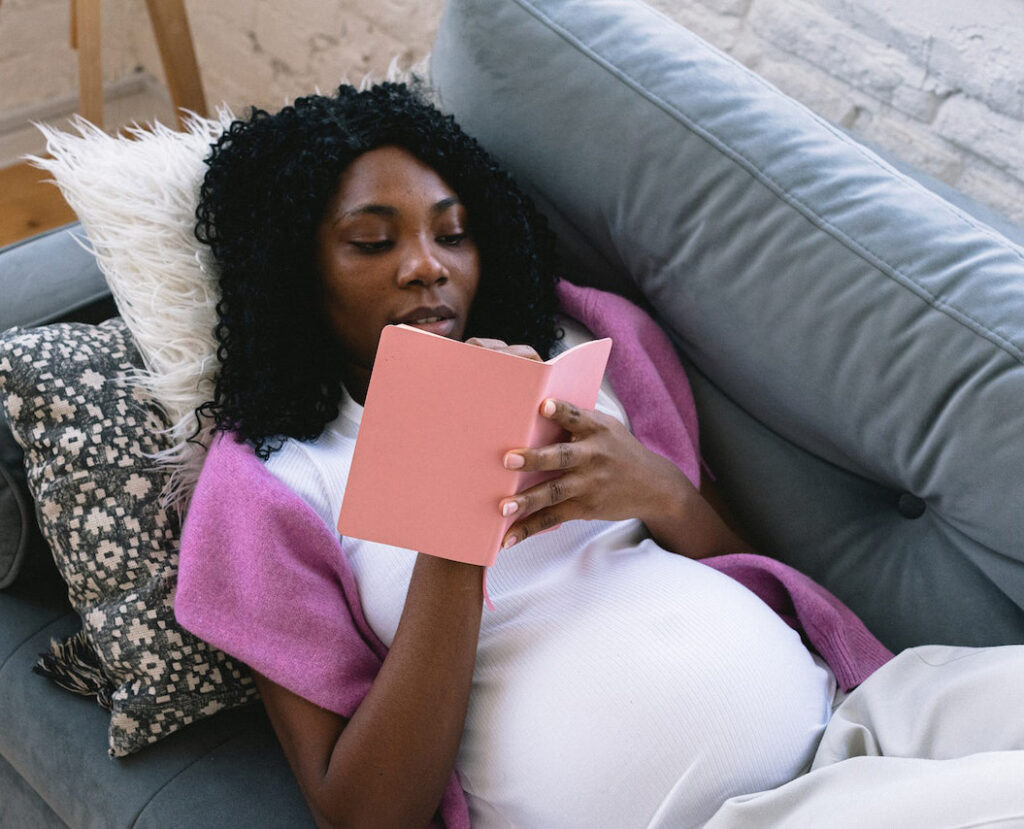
left=431, top=196, right=461, bottom=214
left=337, top=203, right=398, bottom=222
left=334, top=197, right=461, bottom=225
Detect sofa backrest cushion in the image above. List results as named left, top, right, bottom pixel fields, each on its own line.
left=431, top=0, right=1024, bottom=649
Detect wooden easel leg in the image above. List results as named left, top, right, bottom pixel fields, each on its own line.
left=144, top=0, right=207, bottom=127
left=76, top=0, right=104, bottom=127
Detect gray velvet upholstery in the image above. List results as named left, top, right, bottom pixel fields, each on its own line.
left=0, top=753, right=66, bottom=828
left=431, top=0, right=1024, bottom=651
left=3, top=0, right=1024, bottom=823
left=0, top=225, right=112, bottom=332
left=0, top=422, right=36, bottom=589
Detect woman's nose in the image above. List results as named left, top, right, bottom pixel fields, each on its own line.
left=397, top=238, right=449, bottom=287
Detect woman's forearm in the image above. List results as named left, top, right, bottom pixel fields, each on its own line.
left=326, top=555, right=483, bottom=825
left=260, top=554, right=484, bottom=828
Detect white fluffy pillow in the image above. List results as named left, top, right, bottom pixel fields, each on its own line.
left=28, top=112, right=236, bottom=511
left=27, top=67, right=429, bottom=510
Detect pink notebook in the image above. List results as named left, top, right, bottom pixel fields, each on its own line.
left=337, top=324, right=612, bottom=566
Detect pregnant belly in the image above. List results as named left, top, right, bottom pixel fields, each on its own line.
left=457, top=535, right=834, bottom=828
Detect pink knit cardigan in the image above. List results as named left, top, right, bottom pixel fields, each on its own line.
left=176, top=282, right=893, bottom=828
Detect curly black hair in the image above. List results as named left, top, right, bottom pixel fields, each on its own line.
left=195, top=82, right=561, bottom=458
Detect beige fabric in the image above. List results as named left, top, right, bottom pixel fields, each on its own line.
left=701, top=645, right=1024, bottom=828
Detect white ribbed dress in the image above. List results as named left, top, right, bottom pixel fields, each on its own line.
left=265, top=322, right=835, bottom=828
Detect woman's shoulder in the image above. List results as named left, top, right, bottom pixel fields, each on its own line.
left=262, top=403, right=359, bottom=531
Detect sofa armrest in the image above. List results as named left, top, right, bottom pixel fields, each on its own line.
left=0, top=223, right=114, bottom=331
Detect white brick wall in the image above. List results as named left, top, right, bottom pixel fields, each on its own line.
left=176, top=0, right=439, bottom=113
left=650, top=0, right=1024, bottom=225
left=1, top=0, right=1021, bottom=226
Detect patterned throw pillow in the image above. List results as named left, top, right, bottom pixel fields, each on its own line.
left=0, top=319, right=256, bottom=757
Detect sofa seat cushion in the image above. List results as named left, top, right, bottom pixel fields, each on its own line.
left=0, top=752, right=65, bottom=829
left=0, top=587, right=309, bottom=828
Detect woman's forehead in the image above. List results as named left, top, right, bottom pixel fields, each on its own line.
left=333, top=146, right=458, bottom=206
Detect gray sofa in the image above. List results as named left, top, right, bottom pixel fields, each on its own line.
left=2, top=0, right=1023, bottom=825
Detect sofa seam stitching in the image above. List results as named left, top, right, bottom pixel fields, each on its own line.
left=511, top=0, right=1024, bottom=364
left=128, top=729, right=243, bottom=828
left=0, top=611, right=74, bottom=677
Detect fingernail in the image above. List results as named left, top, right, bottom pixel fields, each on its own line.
left=542, top=399, right=556, bottom=417
left=503, top=534, right=518, bottom=549
left=502, top=501, right=518, bottom=517
left=504, top=453, right=525, bottom=470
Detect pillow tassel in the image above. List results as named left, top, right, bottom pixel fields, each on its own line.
left=34, top=629, right=115, bottom=710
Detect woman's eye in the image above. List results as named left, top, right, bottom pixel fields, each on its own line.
left=437, top=233, right=468, bottom=247
left=351, top=240, right=393, bottom=253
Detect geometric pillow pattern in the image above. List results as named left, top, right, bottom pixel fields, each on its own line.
left=0, top=319, right=256, bottom=757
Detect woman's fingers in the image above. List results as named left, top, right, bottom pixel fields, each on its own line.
left=500, top=472, right=579, bottom=519
left=503, top=441, right=581, bottom=473
left=501, top=504, right=569, bottom=548
left=538, top=397, right=586, bottom=430
left=502, top=398, right=601, bottom=471
left=464, top=337, right=542, bottom=361
left=499, top=398, right=673, bottom=549
left=499, top=399, right=605, bottom=547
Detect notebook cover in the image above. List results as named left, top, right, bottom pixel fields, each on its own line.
left=337, top=324, right=611, bottom=565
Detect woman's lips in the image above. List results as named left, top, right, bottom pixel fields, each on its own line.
left=392, top=306, right=458, bottom=338
left=401, top=316, right=457, bottom=337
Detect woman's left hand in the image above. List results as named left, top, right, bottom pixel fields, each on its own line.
left=499, top=398, right=755, bottom=559
left=499, top=398, right=694, bottom=549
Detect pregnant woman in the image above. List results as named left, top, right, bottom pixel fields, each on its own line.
left=176, top=82, right=1024, bottom=828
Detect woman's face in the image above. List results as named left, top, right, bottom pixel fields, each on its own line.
left=316, top=145, right=481, bottom=403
